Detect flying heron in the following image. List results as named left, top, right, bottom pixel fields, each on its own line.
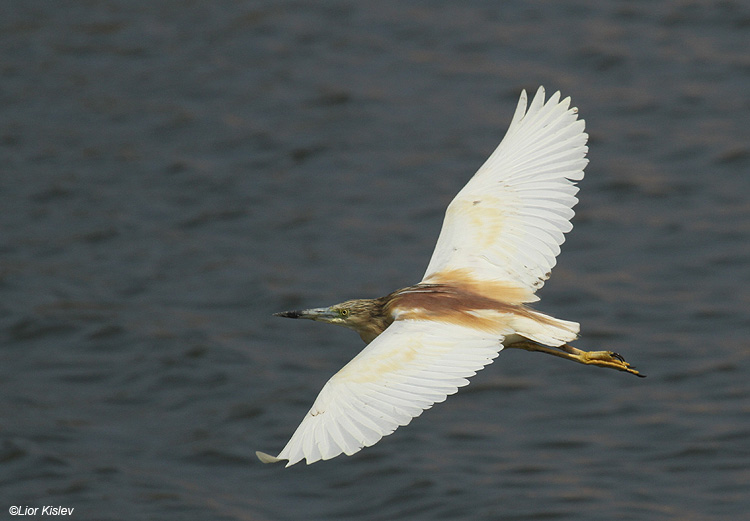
left=258, top=87, right=642, bottom=467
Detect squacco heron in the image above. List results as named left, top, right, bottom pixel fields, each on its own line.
left=258, top=87, right=642, bottom=467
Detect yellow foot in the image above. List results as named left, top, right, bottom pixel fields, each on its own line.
left=579, top=350, right=644, bottom=377
left=504, top=341, right=645, bottom=378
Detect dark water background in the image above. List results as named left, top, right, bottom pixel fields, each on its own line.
left=2, top=1, right=749, bottom=520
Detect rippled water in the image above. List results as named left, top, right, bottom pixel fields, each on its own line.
left=2, top=1, right=749, bottom=520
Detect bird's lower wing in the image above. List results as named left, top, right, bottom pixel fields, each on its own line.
left=257, top=319, right=509, bottom=467
left=422, top=87, right=588, bottom=299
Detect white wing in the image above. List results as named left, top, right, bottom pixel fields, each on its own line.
left=422, top=87, right=588, bottom=300
left=257, top=319, right=509, bottom=466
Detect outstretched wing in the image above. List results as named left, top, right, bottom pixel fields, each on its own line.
left=257, top=319, right=509, bottom=467
left=422, top=87, right=588, bottom=300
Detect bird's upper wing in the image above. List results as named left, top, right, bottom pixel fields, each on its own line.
left=422, top=87, right=588, bottom=300
left=256, top=318, right=509, bottom=466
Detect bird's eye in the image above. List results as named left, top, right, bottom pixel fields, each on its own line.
left=339, top=309, right=349, bottom=317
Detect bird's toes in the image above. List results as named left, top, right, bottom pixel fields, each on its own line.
left=583, top=350, right=644, bottom=377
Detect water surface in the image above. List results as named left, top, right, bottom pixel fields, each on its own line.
left=2, top=1, right=749, bottom=520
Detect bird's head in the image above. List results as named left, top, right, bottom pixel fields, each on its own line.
left=274, top=298, right=388, bottom=343
left=274, top=299, right=376, bottom=327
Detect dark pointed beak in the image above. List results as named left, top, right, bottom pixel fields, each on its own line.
left=273, top=310, right=303, bottom=318
left=273, top=307, right=335, bottom=321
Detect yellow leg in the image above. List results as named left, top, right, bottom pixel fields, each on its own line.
left=506, top=341, right=644, bottom=377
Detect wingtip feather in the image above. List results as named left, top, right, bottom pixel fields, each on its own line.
left=256, top=451, right=283, bottom=464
